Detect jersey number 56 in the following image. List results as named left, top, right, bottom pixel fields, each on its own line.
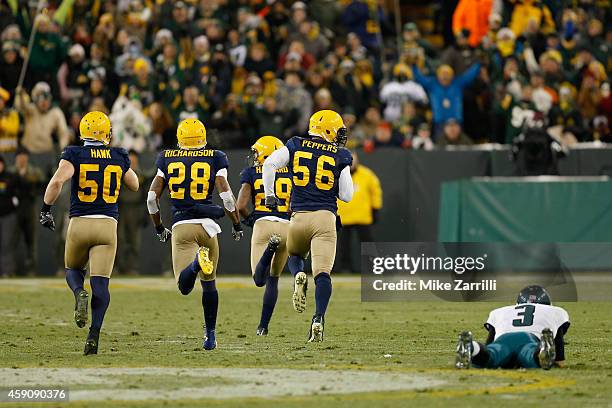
left=293, top=152, right=335, bottom=190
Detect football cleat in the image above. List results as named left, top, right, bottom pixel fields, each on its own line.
left=256, top=327, right=268, bottom=336
left=84, top=331, right=99, bottom=355
left=268, top=233, right=281, bottom=252
left=307, top=314, right=324, bottom=342
left=197, top=246, right=214, bottom=276
left=538, top=328, right=556, bottom=370
left=203, top=328, right=217, bottom=350
left=74, top=289, right=89, bottom=328
left=292, top=272, right=308, bottom=313
left=455, top=331, right=473, bottom=369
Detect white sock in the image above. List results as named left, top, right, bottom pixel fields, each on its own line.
left=471, top=341, right=480, bottom=356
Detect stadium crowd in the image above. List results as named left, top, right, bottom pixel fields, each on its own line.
left=0, top=0, right=611, bottom=275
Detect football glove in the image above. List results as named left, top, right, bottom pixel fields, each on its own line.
left=232, top=222, right=243, bottom=241
left=39, top=203, right=55, bottom=231
left=265, top=195, right=280, bottom=210
left=155, top=224, right=172, bottom=243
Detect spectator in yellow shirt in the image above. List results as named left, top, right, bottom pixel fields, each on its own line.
left=337, top=151, right=382, bottom=273
left=0, top=87, right=19, bottom=153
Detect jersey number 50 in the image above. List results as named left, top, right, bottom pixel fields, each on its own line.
left=78, top=164, right=123, bottom=203
left=167, top=162, right=211, bottom=200
left=293, top=152, right=335, bottom=190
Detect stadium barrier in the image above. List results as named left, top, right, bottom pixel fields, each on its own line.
left=8, top=145, right=612, bottom=275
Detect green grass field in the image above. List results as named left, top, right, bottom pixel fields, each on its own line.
left=1, top=277, right=611, bottom=408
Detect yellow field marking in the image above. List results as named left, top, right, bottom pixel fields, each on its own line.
left=222, top=365, right=575, bottom=403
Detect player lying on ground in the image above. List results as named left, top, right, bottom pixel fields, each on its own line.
left=262, top=110, right=354, bottom=342
left=147, top=119, right=242, bottom=350
left=40, top=111, right=140, bottom=355
left=455, top=285, right=570, bottom=370
left=236, top=136, right=292, bottom=336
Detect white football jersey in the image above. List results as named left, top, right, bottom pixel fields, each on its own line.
left=486, top=303, right=570, bottom=340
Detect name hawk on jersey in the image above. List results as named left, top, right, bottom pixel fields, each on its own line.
left=90, top=149, right=112, bottom=159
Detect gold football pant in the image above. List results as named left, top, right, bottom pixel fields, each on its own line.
left=250, top=219, right=289, bottom=277
left=171, top=223, right=219, bottom=281
left=287, top=210, right=336, bottom=276
left=65, top=217, right=117, bottom=278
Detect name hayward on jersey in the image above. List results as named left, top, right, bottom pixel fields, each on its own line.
left=61, top=145, right=131, bottom=220
left=485, top=303, right=570, bottom=340
left=155, top=148, right=228, bottom=224
left=240, top=164, right=292, bottom=222
left=285, top=136, right=352, bottom=213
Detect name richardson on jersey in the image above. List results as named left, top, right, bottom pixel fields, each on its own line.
left=164, top=149, right=215, bottom=158
left=300, top=139, right=338, bottom=153
left=371, top=279, right=497, bottom=292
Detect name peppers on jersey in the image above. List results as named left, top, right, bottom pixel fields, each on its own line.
left=285, top=136, right=352, bottom=214
left=62, top=145, right=131, bottom=220
left=156, top=148, right=228, bottom=224
left=240, top=165, right=291, bottom=225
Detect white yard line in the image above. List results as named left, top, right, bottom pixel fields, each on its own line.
left=0, top=367, right=444, bottom=401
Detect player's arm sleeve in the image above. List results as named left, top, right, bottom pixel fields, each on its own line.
left=484, top=311, right=496, bottom=344
left=239, top=168, right=252, bottom=185
left=262, top=146, right=290, bottom=197
left=483, top=323, right=496, bottom=345
left=60, top=147, right=75, bottom=164
left=554, top=322, right=570, bottom=361
left=215, top=151, right=230, bottom=176
left=338, top=166, right=354, bottom=202
left=120, top=148, right=132, bottom=172
left=154, top=152, right=166, bottom=179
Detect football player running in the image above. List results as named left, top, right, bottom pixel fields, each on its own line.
left=147, top=119, right=242, bottom=350
left=455, top=285, right=570, bottom=370
left=262, top=110, right=354, bottom=342
left=236, top=136, right=292, bottom=336
left=40, top=111, right=140, bottom=355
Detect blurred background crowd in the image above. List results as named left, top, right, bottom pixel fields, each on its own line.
left=0, top=0, right=610, bottom=276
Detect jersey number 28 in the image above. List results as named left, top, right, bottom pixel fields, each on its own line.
left=167, top=162, right=211, bottom=200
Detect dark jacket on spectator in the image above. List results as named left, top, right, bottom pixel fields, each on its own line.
left=0, top=166, right=18, bottom=216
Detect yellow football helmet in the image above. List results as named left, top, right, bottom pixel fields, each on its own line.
left=250, top=135, right=284, bottom=166
left=308, top=109, right=348, bottom=146
left=80, top=111, right=112, bottom=145
left=393, top=63, right=412, bottom=79
left=177, top=118, right=207, bottom=150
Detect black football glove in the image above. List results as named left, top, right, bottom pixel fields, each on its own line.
left=232, top=222, right=243, bottom=241
left=39, top=203, right=56, bottom=231
left=155, top=224, right=172, bottom=243
left=265, top=195, right=280, bottom=210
